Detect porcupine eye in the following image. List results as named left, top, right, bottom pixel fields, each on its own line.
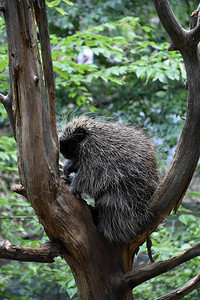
left=60, top=127, right=87, bottom=160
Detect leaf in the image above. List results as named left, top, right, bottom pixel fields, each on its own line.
left=146, top=68, right=155, bottom=81
left=142, top=26, right=153, bottom=33
left=153, top=72, right=167, bottom=83
left=0, top=58, right=8, bottom=72
left=62, top=0, right=73, bottom=5
left=188, top=191, right=200, bottom=198
left=55, top=7, right=68, bottom=15
left=179, top=214, right=196, bottom=225
left=46, top=0, right=61, bottom=7
left=135, top=66, right=146, bottom=78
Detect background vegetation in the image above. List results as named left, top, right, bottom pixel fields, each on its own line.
left=0, top=0, right=199, bottom=299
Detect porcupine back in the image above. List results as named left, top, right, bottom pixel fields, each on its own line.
left=60, top=116, right=159, bottom=243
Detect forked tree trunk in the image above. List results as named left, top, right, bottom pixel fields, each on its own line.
left=1, top=0, right=200, bottom=299
left=1, top=1, right=134, bottom=298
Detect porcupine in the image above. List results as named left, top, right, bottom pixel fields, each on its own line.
left=59, top=116, right=159, bottom=244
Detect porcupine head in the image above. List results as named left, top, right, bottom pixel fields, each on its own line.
left=60, top=116, right=159, bottom=244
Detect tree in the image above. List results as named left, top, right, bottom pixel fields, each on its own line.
left=0, top=0, right=200, bottom=299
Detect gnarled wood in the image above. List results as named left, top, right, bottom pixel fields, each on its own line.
left=1, top=1, right=133, bottom=299
left=0, top=240, right=62, bottom=263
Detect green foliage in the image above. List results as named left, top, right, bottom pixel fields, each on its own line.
left=53, top=17, right=186, bottom=93
left=0, top=194, right=78, bottom=299
left=46, top=0, right=73, bottom=16
left=0, top=136, right=17, bottom=174
left=0, top=17, right=9, bottom=93
left=133, top=202, right=200, bottom=299
left=52, top=15, right=187, bottom=161
left=52, top=17, right=186, bottom=101
left=0, top=193, right=43, bottom=245
left=47, top=0, right=197, bottom=36
left=0, top=259, right=77, bottom=299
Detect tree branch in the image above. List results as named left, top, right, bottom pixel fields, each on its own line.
left=156, top=273, right=200, bottom=300
left=150, top=0, right=200, bottom=216
left=33, top=0, right=58, bottom=151
left=0, top=240, right=64, bottom=263
left=184, top=2, right=200, bottom=47
left=129, top=0, right=200, bottom=257
left=124, top=242, right=200, bottom=289
left=189, top=3, right=200, bottom=29
left=153, top=0, right=185, bottom=49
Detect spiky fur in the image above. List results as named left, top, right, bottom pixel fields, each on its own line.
left=60, top=116, right=159, bottom=244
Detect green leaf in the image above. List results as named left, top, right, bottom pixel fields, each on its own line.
left=62, top=0, right=73, bottom=5
left=188, top=191, right=200, bottom=198
left=179, top=214, right=196, bottom=225
left=55, top=7, right=68, bottom=15
left=0, top=58, right=8, bottom=72
left=135, top=66, right=146, bottom=78
left=46, top=0, right=61, bottom=7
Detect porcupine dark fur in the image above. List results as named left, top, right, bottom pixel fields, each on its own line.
left=59, top=116, right=159, bottom=244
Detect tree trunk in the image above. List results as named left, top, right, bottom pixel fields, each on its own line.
left=1, top=0, right=134, bottom=298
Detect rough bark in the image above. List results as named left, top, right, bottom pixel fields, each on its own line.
left=0, top=240, right=63, bottom=263
left=0, top=1, right=133, bottom=299
left=0, top=0, right=200, bottom=299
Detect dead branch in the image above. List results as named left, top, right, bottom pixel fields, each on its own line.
left=156, top=273, right=200, bottom=300
left=11, top=183, right=27, bottom=198
left=0, top=240, right=64, bottom=263
left=124, top=241, right=200, bottom=289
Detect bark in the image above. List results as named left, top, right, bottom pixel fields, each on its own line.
left=0, top=0, right=200, bottom=299
left=0, top=240, right=62, bottom=263
left=0, top=1, right=133, bottom=299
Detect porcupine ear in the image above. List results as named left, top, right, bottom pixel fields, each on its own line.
left=60, top=127, right=87, bottom=159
